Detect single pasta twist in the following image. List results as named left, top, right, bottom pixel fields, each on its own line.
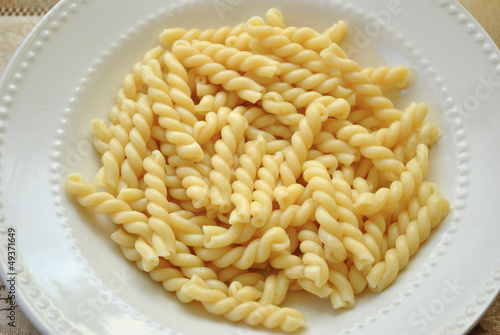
left=118, top=95, right=155, bottom=189
left=190, top=40, right=281, bottom=78
left=302, top=161, right=347, bottom=263
left=92, top=126, right=125, bottom=191
left=229, top=137, right=266, bottom=225
left=365, top=191, right=449, bottom=292
left=320, top=44, right=403, bottom=123
left=331, top=171, right=361, bottom=228
left=331, top=121, right=407, bottom=178
left=171, top=40, right=266, bottom=103
left=141, top=60, right=204, bottom=162
left=384, top=182, right=439, bottom=249
left=280, top=26, right=331, bottom=51
left=328, top=264, right=356, bottom=309
left=182, top=275, right=306, bottom=332
left=361, top=213, right=388, bottom=266
left=167, top=212, right=216, bottom=248
left=225, top=31, right=255, bottom=52
left=95, top=95, right=153, bottom=191
left=294, top=223, right=331, bottom=290
left=114, top=46, right=164, bottom=107
left=307, top=162, right=376, bottom=272
left=249, top=152, right=284, bottom=228
left=322, top=20, right=347, bottom=44
left=277, top=62, right=355, bottom=103
left=193, top=74, right=218, bottom=98
left=162, top=52, right=196, bottom=117
left=65, top=173, right=139, bottom=216
left=209, top=111, right=247, bottom=214
left=261, top=91, right=297, bottom=116
left=264, top=8, right=286, bottom=28
left=159, top=24, right=246, bottom=47
left=362, top=65, right=411, bottom=88
left=116, top=70, right=142, bottom=106
left=65, top=173, right=160, bottom=269
left=375, top=102, right=429, bottom=149
left=225, top=277, right=267, bottom=303
left=246, top=16, right=332, bottom=74
left=143, top=151, right=177, bottom=260
left=162, top=156, right=191, bottom=202
left=278, top=103, right=331, bottom=186
left=91, top=119, right=113, bottom=154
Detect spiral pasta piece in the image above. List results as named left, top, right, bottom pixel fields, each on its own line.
left=362, top=65, right=411, bottom=88
left=375, top=102, right=429, bottom=149
left=141, top=60, right=204, bottom=162
left=366, top=193, right=450, bottom=292
left=159, top=24, right=246, bottom=48
left=333, top=121, right=407, bottom=177
left=323, top=20, right=347, bottom=44
left=321, top=43, right=403, bottom=123
left=277, top=62, right=355, bottom=103
left=246, top=16, right=332, bottom=74
left=184, top=276, right=306, bottom=332
left=172, top=40, right=266, bottom=103
left=230, top=137, right=266, bottom=225
left=191, top=40, right=281, bottom=78
left=303, top=161, right=347, bottom=263
left=209, top=111, right=247, bottom=214
left=143, top=150, right=177, bottom=259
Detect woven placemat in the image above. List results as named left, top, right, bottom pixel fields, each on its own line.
left=0, top=0, right=59, bottom=16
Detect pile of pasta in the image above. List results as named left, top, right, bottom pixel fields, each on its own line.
left=65, top=8, right=450, bottom=332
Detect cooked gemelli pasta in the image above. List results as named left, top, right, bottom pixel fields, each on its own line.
left=65, top=8, right=449, bottom=333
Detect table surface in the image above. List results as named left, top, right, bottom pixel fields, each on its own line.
left=0, top=1, right=499, bottom=334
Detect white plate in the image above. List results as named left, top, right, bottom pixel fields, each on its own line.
left=1, top=0, right=499, bottom=334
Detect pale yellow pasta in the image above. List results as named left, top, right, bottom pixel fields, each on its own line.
left=191, top=40, right=281, bottom=78
left=143, top=150, right=177, bottom=259
left=159, top=24, right=245, bottom=48
left=172, top=41, right=266, bottom=103
left=230, top=137, right=266, bottom=225
left=65, top=8, right=450, bottom=333
left=321, top=43, right=403, bottom=123
left=363, top=65, right=411, bottom=88
left=323, top=20, right=348, bottom=44
left=265, top=8, right=286, bottom=29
